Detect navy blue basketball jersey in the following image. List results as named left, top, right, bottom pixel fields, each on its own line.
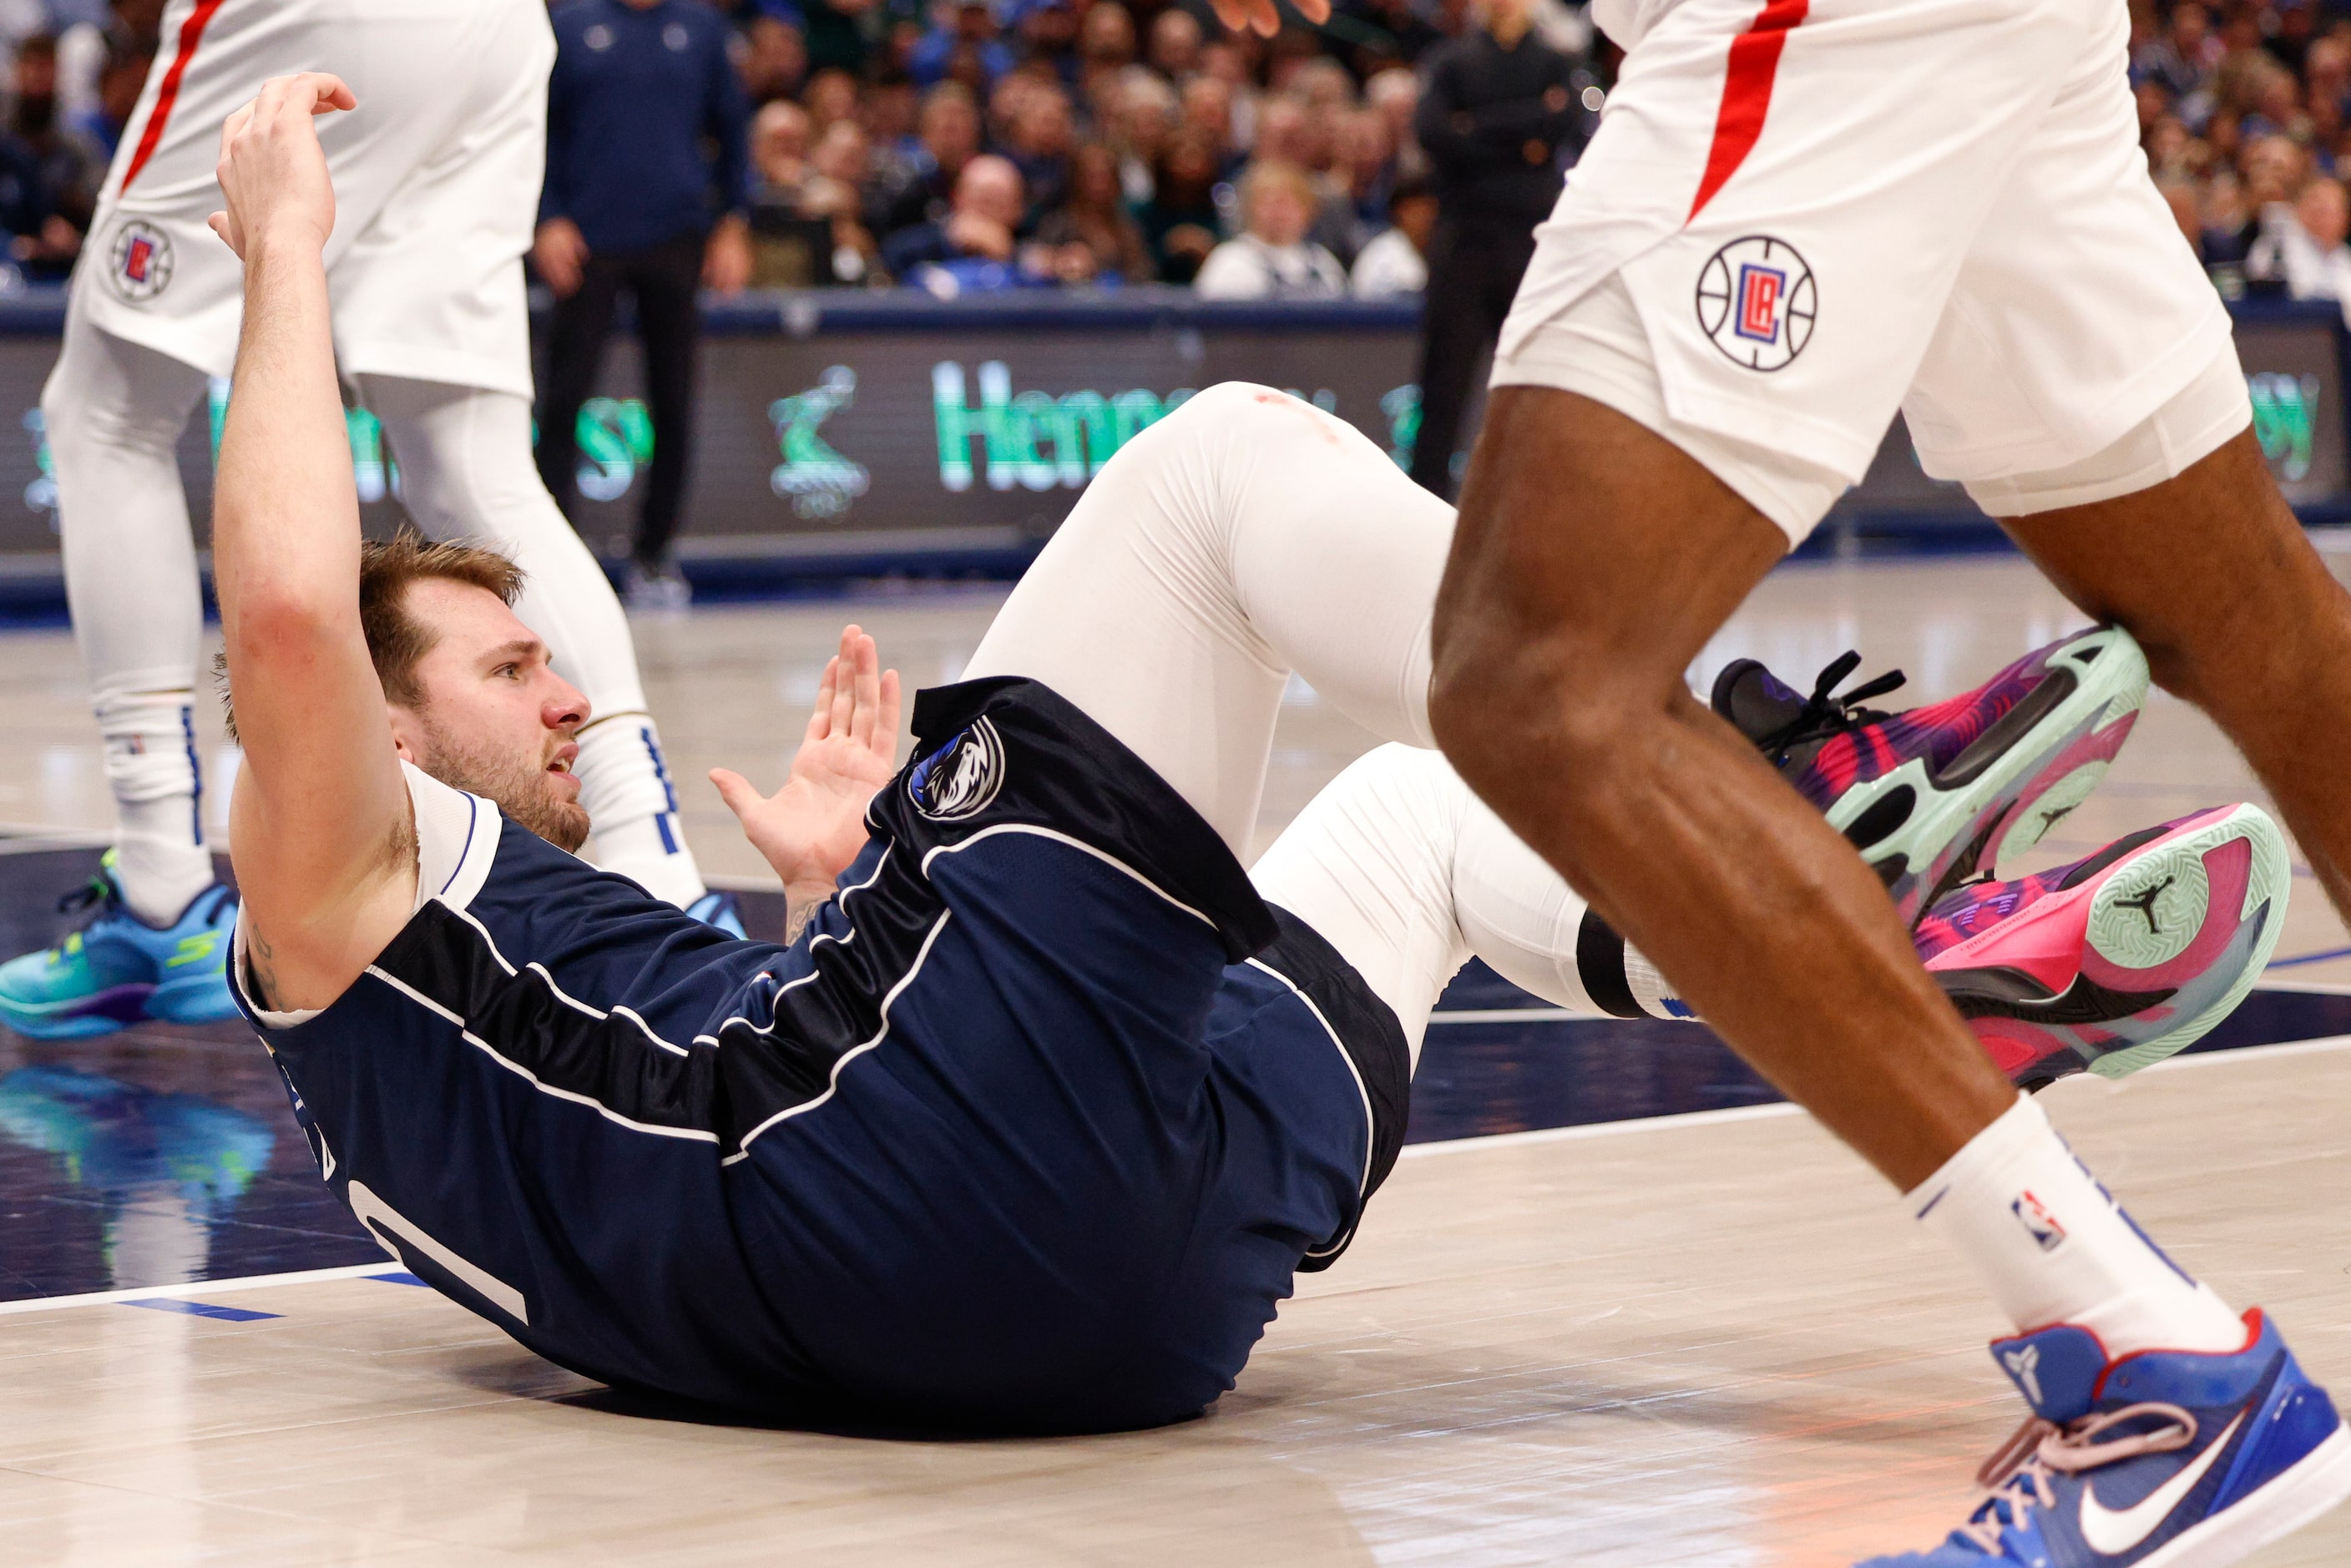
left=235, top=679, right=1408, bottom=1432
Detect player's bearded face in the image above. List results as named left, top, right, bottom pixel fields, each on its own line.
left=413, top=709, right=592, bottom=853
left=398, top=585, right=594, bottom=853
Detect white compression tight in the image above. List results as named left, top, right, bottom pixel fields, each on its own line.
left=356, top=377, right=706, bottom=908
left=964, top=383, right=1629, bottom=1055
left=43, top=311, right=706, bottom=918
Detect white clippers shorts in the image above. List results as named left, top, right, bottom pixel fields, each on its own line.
left=69, top=0, right=552, bottom=398
left=1492, top=0, right=2249, bottom=544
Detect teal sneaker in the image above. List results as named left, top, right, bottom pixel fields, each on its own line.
left=685, top=888, right=748, bottom=938
left=0, top=854, right=240, bottom=1039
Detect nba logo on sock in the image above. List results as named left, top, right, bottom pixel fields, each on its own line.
left=1696, top=236, right=1814, bottom=372
left=2011, top=1190, right=2068, bottom=1252
left=908, top=716, right=1006, bottom=822
left=107, top=220, right=173, bottom=303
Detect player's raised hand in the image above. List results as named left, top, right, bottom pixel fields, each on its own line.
left=206, top=72, right=355, bottom=260
left=1206, top=0, right=1327, bottom=38
left=711, top=625, right=903, bottom=929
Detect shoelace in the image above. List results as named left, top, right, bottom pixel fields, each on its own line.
left=1752, top=650, right=1908, bottom=766
left=1954, top=1402, right=2199, bottom=1551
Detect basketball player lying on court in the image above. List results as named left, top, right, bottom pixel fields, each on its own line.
left=210, top=67, right=2337, bottom=1505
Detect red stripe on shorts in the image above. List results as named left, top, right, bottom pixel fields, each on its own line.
left=119, top=0, right=230, bottom=196
left=1686, top=0, right=1810, bottom=221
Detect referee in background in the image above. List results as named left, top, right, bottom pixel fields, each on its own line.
left=533, top=0, right=753, bottom=609
left=1407, top=0, right=1587, bottom=500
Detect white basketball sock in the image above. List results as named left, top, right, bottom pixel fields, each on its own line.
left=1912, top=1094, right=2246, bottom=1358
left=573, top=715, right=704, bottom=908
left=96, top=690, right=215, bottom=925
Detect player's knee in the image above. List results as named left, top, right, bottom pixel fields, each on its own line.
left=1428, top=614, right=1646, bottom=815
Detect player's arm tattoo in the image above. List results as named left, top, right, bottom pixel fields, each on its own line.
left=782, top=898, right=820, bottom=947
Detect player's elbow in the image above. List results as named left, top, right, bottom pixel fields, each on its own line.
left=222, top=594, right=353, bottom=683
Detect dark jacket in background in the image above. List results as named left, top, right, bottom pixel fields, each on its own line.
left=1413, top=28, right=1583, bottom=232
left=1406, top=26, right=1589, bottom=500
left=543, top=0, right=751, bottom=252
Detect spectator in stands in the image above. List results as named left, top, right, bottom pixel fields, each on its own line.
left=1408, top=0, right=1582, bottom=498
left=2138, top=3, right=2220, bottom=112
left=1351, top=175, right=1435, bottom=297
left=748, top=99, right=815, bottom=208
left=803, top=68, right=862, bottom=138
left=1180, top=73, right=1246, bottom=180
left=738, top=14, right=810, bottom=106
left=1336, top=0, right=1448, bottom=77
left=1105, top=67, right=1176, bottom=202
left=1366, top=67, right=1427, bottom=183
left=909, top=0, right=1014, bottom=91
left=536, top=0, right=751, bottom=608
left=882, top=151, right=1029, bottom=281
left=876, top=81, right=983, bottom=234
left=804, top=119, right=888, bottom=283
left=64, top=33, right=146, bottom=164
left=755, top=0, right=874, bottom=78
left=1079, top=3, right=1136, bottom=84
left=2202, top=169, right=2258, bottom=269
left=1006, top=79, right=1076, bottom=225
left=1147, top=8, right=1201, bottom=80
left=1135, top=124, right=1226, bottom=283
left=1194, top=159, right=1347, bottom=298
left=2, top=35, right=94, bottom=281
left=1033, top=140, right=1154, bottom=282
left=2254, top=174, right=2351, bottom=311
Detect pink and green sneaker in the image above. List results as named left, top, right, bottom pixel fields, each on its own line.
left=1711, top=626, right=2151, bottom=924
left=1915, top=804, right=2290, bottom=1091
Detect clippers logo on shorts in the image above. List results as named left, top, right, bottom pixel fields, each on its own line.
left=907, top=716, right=1006, bottom=821
left=107, top=220, right=174, bottom=304
left=1695, top=235, right=1814, bottom=372
left=2011, top=1190, right=2069, bottom=1252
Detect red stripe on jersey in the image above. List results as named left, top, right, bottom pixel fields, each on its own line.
left=1686, top=0, right=1809, bottom=221
left=119, top=0, right=230, bottom=197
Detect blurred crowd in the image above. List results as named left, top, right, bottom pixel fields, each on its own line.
left=667, top=0, right=1593, bottom=297
left=2141, top=0, right=2351, bottom=317
left=0, top=0, right=1596, bottom=301
left=0, top=1, right=159, bottom=285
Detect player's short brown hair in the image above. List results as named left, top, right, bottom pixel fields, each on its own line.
left=217, top=533, right=525, bottom=737
left=357, top=534, right=525, bottom=711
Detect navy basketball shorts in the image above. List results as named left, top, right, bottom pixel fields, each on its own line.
left=236, top=678, right=1408, bottom=1434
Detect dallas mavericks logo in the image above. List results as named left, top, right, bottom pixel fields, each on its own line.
left=1695, top=235, right=1814, bottom=372
left=908, top=716, right=1006, bottom=821
left=107, top=219, right=174, bottom=304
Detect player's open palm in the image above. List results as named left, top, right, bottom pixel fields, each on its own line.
left=712, top=625, right=902, bottom=913
left=207, top=72, right=354, bottom=261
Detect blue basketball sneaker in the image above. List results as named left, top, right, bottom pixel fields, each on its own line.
left=1860, top=1311, right=2351, bottom=1567
left=0, top=856, right=240, bottom=1039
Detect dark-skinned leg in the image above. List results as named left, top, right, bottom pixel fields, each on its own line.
left=1430, top=386, right=2016, bottom=1190
left=2001, top=427, right=2351, bottom=922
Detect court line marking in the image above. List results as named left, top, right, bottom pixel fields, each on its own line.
left=1397, top=1034, right=2351, bottom=1161
left=0, top=1263, right=404, bottom=1318
left=5, top=1041, right=2348, bottom=1316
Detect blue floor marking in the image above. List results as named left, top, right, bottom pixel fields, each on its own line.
left=121, top=1298, right=281, bottom=1322
left=3, top=850, right=2347, bottom=1305
left=368, top=1272, right=429, bottom=1287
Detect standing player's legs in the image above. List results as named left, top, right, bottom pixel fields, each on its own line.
left=0, top=309, right=245, bottom=1035
left=624, top=233, right=706, bottom=585
left=963, top=381, right=1454, bottom=855
left=356, top=377, right=710, bottom=908
left=533, top=260, right=622, bottom=532
left=1433, top=0, right=2268, bottom=1399
left=46, top=313, right=212, bottom=923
